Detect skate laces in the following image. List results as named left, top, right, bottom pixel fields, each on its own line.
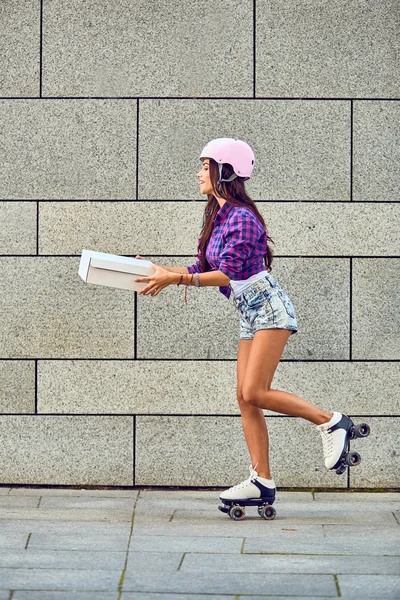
left=314, top=424, right=333, bottom=457
left=227, top=463, right=259, bottom=492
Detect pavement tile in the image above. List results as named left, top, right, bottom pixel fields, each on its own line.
left=314, top=492, right=400, bottom=503
left=9, top=488, right=139, bottom=497
left=0, top=487, right=11, bottom=495
left=0, top=496, right=39, bottom=507
left=0, top=549, right=126, bottom=570
left=13, top=594, right=118, bottom=600
left=122, top=596, right=234, bottom=600
left=0, top=520, right=131, bottom=535
left=0, top=568, right=120, bottom=591
left=129, top=535, right=244, bottom=554
left=121, top=571, right=338, bottom=596
left=244, top=526, right=399, bottom=556
left=0, top=533, right=29, bottom=549
left=180, top=552, right=400, bottom=575
left=29, top=533, right=130, bottom=551
left=0, top=507, right=132, bottom=522
left=0, top=593, right=9, bottom=600
left=338, top=574, right=400, bottom=598
left=39, top=496, right=136, bottom=510
left=125, top=551, right=183, bottom=573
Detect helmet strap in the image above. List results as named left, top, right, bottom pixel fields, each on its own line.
left=217, top=162, right=238, bottom=192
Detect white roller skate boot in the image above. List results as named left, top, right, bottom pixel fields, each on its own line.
left=314, top=411, right=371, bottom=475
left=218, top=463, right=277, bottom=520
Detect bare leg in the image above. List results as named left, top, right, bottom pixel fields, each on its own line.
left=237, top=330, right=333, bottom=479
left=237, top=339, right=273, bottom=478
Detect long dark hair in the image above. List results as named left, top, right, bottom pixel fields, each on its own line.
left=198, top=158, right=275, bottom=273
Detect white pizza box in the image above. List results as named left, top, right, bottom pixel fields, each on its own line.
left=79, top=249, right=156, bottom=292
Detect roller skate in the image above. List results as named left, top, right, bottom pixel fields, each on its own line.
left=314, top=411, right=371, bottom=475
left=218, top=463, right=277, bottom=521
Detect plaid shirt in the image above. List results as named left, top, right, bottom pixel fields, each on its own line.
left=187, top=201, right=267, bottom=299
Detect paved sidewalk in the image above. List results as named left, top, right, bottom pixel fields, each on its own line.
left=0, top=487, right=399, bottom=599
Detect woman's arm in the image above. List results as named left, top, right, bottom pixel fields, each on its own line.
left=162, top=266, right=189, bottom=274
left=167, top=271, right=230, bottom=287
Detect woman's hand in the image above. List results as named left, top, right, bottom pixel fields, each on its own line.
left=134, top=263, right=173, bottom=297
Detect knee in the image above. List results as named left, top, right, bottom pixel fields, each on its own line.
left=242, top=384, right=270, bottom=406
left=236, top=389, right=246, bottom=407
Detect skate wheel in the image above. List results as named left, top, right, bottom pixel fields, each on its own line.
left=229, top=505, right=245, bottom=520
left=259, top=505, right=276, bottom=520
left=354, top=423, right=370, bottom=438
left=345, top=451, right=361, bottom=466
left=335, top=464, right=347, bottom=475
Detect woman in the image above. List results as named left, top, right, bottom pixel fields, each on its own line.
left=134, top=137, right=367, bottom=509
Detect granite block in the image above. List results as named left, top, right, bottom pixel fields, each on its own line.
left=0, top=1, right=40, bottom=97
left=137, top=257, right=350, bottom=360
left=261, top=362, right=400, bottom=416
left=135, top=416, right=347, bottom=487
left=0, top=416, right=133, bottom=485
left=0, top=548, right=126, bottom=570
left=0, top=202, right=37, bottom=254
left=38, top=359, right=238, bottom=415
left=42, top=0, right=253, bottom=97
left=0, top=100, right=137, bottom=200
left=256, top=0, right=400, bottom=97
left=261, top=202, right=400, bottom=256
left=138, top=99, right=350, bottom=201
left=349, top=417, right=399, bottom=488
left=0, top=257, right=135, bottom=358
left=352, top=259, right=400, bottom=359
left=354, top=101, right=400, bottom=201
left=180, top=553, right=400, bottom=575
left=0, top=360, right=35, bottom=413
left=121, top=571, right=338, bottom=596
left=38, top=201, right=204, bottom=255
left=0, top=568, right=120, bottom=591
left=338, top=574, right=400, bottom=598
left=38, top=200, right=400, bottom=256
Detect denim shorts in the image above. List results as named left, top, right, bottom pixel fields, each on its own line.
left=230, top=273, right=299, bottom=340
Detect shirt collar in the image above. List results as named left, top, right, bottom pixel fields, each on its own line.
left=214, top=201, right=234, bottom=223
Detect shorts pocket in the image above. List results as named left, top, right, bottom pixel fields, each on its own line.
left=246, top=289, right=269, bottom=309
left=276, top=289, right=296, bottom=319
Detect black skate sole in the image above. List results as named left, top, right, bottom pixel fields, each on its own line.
left=218, top=494, right=277, bottom=520
left=330, top=419, right=371, bottom=475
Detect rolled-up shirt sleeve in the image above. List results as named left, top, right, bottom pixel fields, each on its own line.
left=187, top=249, right=202, bottom=274
left=186, top=236, right=203, bottom=273
left=218, top=211, right=256, bottom=279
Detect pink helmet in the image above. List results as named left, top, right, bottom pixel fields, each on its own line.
left=200, top=138, right=255, bottom=189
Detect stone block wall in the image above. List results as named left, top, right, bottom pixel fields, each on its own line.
left=0, top=0, right=399, bottom=489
